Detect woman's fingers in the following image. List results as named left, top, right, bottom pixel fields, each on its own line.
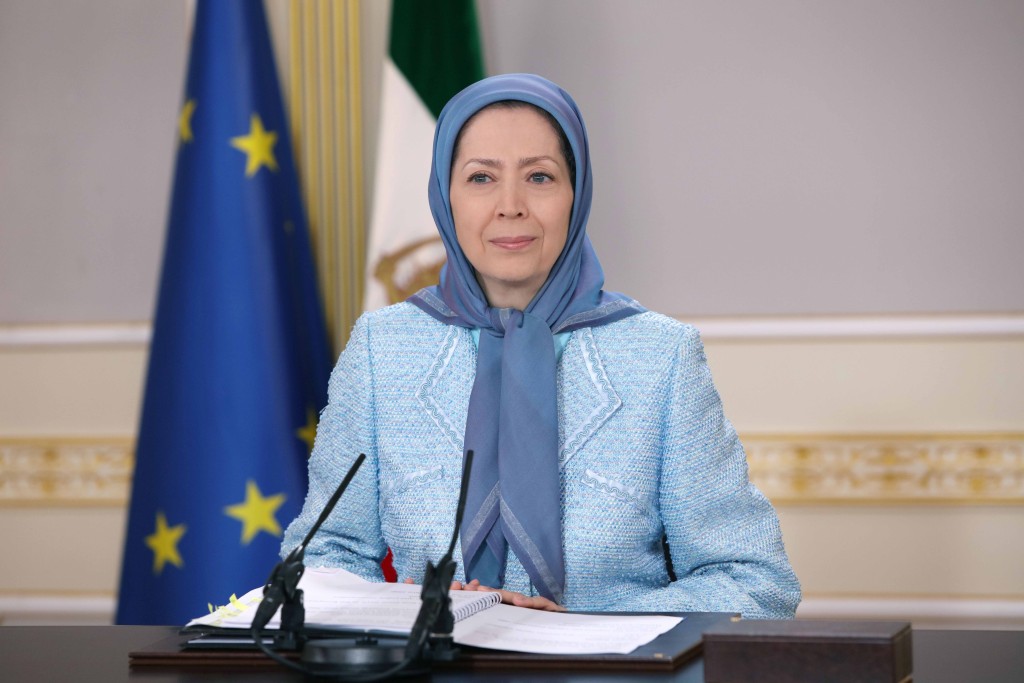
left=508, top=592, right=566, bottom=612
left=471, top=585, right=566, bottom=612
left=404, top=578, right=562, bottom=611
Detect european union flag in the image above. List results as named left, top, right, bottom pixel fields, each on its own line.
left=116, top=1, right=331, bottom=625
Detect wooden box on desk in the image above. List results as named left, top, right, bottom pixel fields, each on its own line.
left=702, top=619, right=912, bottom=683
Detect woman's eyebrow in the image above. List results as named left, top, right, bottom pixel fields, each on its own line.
left=519, top=155, right=557, bottom=167
left=461, top=155, right=558, bottom=170
left=462, top=157, right=501, bottom=169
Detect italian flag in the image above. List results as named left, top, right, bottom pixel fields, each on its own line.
left=364, top=0, right=485, bottom=312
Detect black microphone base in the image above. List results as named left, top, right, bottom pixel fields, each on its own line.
left=301, top=636, right=427, bottom=677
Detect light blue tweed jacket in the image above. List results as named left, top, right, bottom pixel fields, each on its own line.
left=282, top=303, right=801, bottom=618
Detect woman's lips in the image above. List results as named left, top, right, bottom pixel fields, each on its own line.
left=490, top=236, right=535, bottom=250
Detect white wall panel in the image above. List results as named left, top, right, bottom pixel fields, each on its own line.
left=477, top=0, right=1024, bottom=316
left=0, top=0, right=186, bottom=323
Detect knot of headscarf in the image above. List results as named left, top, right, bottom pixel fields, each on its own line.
left=409, top=73, right=645, bottom=602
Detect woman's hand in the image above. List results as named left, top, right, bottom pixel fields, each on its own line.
left=403, top=577, right=565, bottom=611
left=460, top=579, right=566, bottom=612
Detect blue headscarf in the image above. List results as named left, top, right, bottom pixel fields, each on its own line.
left=409, top=74, right=644, bottom=602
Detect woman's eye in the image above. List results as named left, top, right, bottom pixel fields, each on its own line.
left=529, top=172, right=553, bottom=183
left=468, top=173, right=491, bottom=183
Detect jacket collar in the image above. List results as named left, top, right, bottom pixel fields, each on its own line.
left=416, top=326, right=621, bottom=468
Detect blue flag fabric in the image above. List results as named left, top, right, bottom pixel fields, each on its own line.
left=116, top=1, right=331, bottom=625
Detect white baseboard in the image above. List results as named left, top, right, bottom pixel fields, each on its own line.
left=3, top=593, right=1023, bottom=629
left=798, top=596, right=1024, bottom=630
left=0, top=595, right=116, bottom=626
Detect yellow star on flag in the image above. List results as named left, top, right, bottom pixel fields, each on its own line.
left=178, top=99, right=197, bottom=143
left=145, top=511, right=187, bottom=575
left=224, top=480, right=286, bottom=545
left=296, top=406, right=318, bottom=452
left=230, top=114, right=278, bottom=177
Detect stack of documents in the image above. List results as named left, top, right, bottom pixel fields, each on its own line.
left=186, top=567, right=682, bottom=655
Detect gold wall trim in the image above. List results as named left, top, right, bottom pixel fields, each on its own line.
left=2, top=434, right=1021, bottom=506
left=288, top=0, right=365, bottom=354
left=0, top=438, right=133, bottom=507
left=746, top=433, right=1024, bottom=504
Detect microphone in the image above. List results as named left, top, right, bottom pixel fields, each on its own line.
left=250, top=453, right=366, bottom=648
left=299, top=450, right=477, bottom=678
left=250, top=450, right=475, bottom=680
left=404, top=449, right=474, bottom=661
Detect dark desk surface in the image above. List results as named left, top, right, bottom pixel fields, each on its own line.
left=1, top=625, right=1023, bottom=682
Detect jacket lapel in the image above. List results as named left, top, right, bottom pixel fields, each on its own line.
left=415, top=325, right=622, bottom=466
left=415, top=325, right=472, bottom=453
left=557, top=327, right=622, bottom=468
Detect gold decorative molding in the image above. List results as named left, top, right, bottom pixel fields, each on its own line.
left=0, top=438, right=133, bottom=506
left=2, top=434, right=1022, bottom=506
left=745, top=434, right=1024, bottom=504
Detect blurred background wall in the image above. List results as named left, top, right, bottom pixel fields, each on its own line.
left=1, top=0, right=1022, bottom=626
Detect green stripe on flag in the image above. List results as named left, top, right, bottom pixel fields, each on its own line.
left=390, top=0, right=485, bottom=119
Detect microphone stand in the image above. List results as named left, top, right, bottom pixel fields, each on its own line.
left=251, top=450, right=477, bottom=681
left=404, top=449, right=473, bottom=664
left=249, top=453, right=366, bottom=650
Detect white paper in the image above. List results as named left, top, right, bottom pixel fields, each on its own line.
left=187, top=567, right=683, bottom=655
left=185, top=567, right=498, bottom=634
left=452, top=603, right=683, bottom=655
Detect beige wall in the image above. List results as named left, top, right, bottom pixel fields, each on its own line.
left=1, top=0, right=1022, bottom=628
left=2, top=334, right=1022, bottom=626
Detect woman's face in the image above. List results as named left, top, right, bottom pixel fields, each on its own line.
left=449, top=106, right=573, bottom=310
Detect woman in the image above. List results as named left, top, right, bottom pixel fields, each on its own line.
left=282, top=73, right=801, bottom=618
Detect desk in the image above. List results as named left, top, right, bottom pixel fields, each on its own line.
left=1, top=625, right=1023, bottom=682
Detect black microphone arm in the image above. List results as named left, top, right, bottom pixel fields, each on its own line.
left=250, top=453, right=366, bottom=648
left=249, top=450, right=474, bottom=681
left=404, top=449, right=474, bottom=662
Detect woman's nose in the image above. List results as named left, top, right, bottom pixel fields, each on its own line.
left=496, top=183, right=526, bottom=218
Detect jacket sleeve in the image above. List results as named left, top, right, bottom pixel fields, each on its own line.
left=613, top=324, right=801, bottom=618
left=279, top=314, right=388, bottom=581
